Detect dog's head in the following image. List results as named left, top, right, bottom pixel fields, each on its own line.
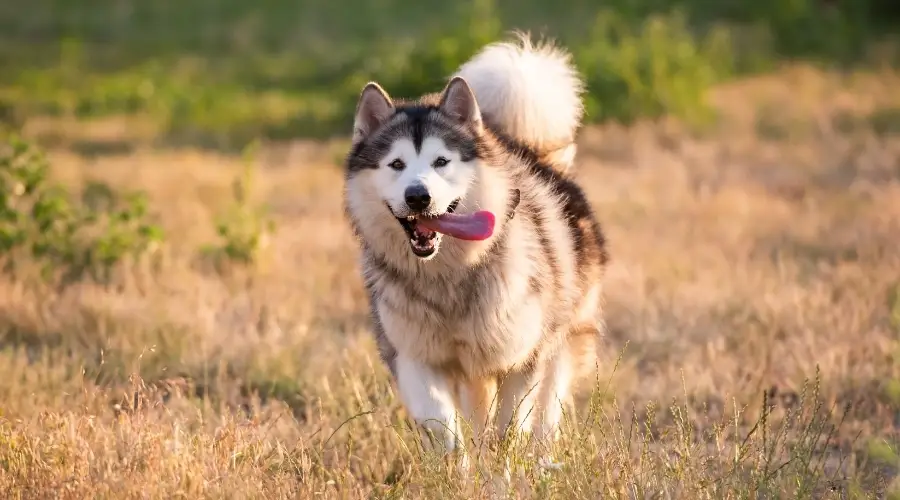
left=344, top=77, right=504, bottom=262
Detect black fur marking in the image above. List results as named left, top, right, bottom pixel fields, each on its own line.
left=488, top=127, right=610, bottom=274
left=396, top=106, right=431, bottom=152
left=526, top=202, right=564, bottom=334
left=346, top=104, right=480, bottom=176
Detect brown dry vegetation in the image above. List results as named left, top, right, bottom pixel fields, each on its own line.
left=2, top=65, right=900, bottom=498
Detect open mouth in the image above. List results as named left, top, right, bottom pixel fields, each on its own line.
left=387, top=198, right=497, bottom=258
left=395, top=199, right=460, bottom=258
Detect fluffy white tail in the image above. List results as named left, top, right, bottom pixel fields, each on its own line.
left=453, top=33, right=586, bottom=172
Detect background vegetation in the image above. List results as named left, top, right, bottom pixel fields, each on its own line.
left=1, top=0, right=900, bottom=497
left=1, top=0, right=899, bottom=149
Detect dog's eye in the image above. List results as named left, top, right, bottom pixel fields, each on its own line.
left=388, top=158, right=406, bottom=170
left=432, top=157, right=449, bottom=168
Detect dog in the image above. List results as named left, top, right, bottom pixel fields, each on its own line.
left=343, top=33, right=608, bottom=460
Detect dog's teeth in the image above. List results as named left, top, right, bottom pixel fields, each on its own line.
left=407, top=216, right=415, bottom=221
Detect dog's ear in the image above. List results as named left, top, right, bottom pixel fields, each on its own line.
left=353, top=82, right=394, bottom=145
left=439, top=76, right=483, bottom=132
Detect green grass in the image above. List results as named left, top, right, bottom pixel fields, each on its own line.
left=1, top=0, right=898, bottom=149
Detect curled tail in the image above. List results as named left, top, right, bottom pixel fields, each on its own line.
left=453, top=33, right=586, bottom=173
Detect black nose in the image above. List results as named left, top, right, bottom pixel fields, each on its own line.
left=404, top=185, right=431, bottom=211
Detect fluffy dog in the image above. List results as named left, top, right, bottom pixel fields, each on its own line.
left=343, top=33, right=608, bottom=458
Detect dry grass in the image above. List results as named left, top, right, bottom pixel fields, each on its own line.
left=2, top=64, right=900, bottom=498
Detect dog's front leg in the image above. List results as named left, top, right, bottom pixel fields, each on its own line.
left=395, top=356, right=462, bottom=456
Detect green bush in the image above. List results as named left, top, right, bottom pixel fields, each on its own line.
left=199, top=140, right=275, bottom=271
left=576, top=8, right=735, bottom=127
left=0, top=0, right=896, bottom=147
left=0, top=136, right=164, bottom=284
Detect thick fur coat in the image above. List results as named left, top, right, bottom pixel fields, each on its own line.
left=343, top=34, right=609, bottom=453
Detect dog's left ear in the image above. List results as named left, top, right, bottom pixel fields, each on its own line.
left=439, top=76, right=483, bottom=132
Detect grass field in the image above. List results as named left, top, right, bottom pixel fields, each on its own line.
left=1, top=64, right=899, bottom=498
left=2, top=0, right=900, bottom=498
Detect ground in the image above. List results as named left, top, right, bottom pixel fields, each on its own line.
left=1, top=64, right=900, bottom=498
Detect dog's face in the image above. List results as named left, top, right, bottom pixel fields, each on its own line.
left=344, top=78, right=487, bottom=260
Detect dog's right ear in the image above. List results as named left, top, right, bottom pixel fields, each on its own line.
left=352, top=82, right=394, bottom=145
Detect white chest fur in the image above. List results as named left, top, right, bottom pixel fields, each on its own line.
left=374, top=260, right=545, bottom=378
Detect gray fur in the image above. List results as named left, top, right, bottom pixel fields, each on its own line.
left=342, top=35, right=608, bottom=458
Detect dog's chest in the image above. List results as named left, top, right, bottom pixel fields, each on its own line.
left=375, top=269, right=544, bottom=376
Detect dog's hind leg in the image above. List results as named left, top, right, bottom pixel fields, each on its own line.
left=534, top=346, right=574, bottom=444
left=494, top=352, right=574, bottom=445
left=537, top=323, right=599, bottom=441
left=458, top=376, right=499, bottom=448
left=495, top=369, right=541, bottom=443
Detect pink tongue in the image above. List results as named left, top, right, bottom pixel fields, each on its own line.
left=418, top=211, right=495, bottom=241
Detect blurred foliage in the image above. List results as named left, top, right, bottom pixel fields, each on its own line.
left=0, top=136, right=164, bottom=285
left=198, top=140, right=275, bottom=272
left=0, top=0, right=897, bottom=149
